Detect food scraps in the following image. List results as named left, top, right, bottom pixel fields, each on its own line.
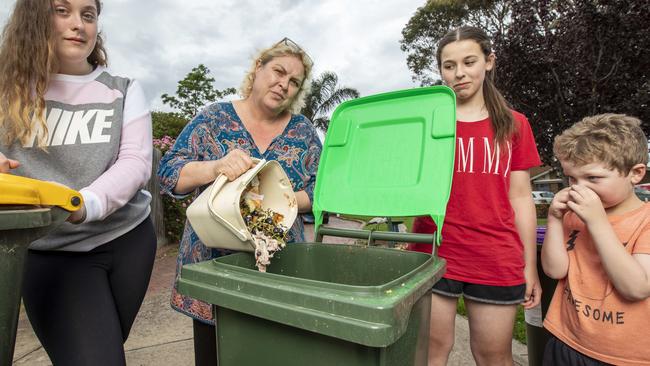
left=240, top=176, right=289, bottom=272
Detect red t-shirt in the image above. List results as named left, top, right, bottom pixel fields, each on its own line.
left=411, top=111, right=541, bottom=286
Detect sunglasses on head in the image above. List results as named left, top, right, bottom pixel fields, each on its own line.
left=275, top=37, right=313, bottom=66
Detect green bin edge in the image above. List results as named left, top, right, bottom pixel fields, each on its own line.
left=177, top=243, right=445, bottom=347
left=0, top=207, right=70, bottom=365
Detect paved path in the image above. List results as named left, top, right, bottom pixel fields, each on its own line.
left=13, top=216, right=528, bottom=365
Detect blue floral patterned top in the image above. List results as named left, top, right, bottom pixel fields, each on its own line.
left=157, top=102, right=322, bottom=323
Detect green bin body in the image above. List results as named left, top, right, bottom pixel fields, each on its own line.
left=178, top=242, right=445, bottom=366
left=0, top=207, right=69, bottom=365
left=525, top=228, right=558, bottom=366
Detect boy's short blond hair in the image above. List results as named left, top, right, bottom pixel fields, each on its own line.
left=554, top=113, right=648, bottom=174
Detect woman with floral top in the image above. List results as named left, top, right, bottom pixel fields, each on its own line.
left=157, top=38, right=321, bottom=366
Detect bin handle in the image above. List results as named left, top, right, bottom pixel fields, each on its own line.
left=316, top=227, right=435, bottom=244
left=206, top=174, right=249, bottom=241
left=204, top=158, right=267, bottom=242
left=207, top=174, right=229, bottom=205
left=316, top=226, right=438, bottom=258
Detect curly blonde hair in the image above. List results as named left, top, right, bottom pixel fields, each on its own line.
left=239, top=40, right=313, bottom=115
left=554, top=113, right=648, bottom=175
left=0, top=0, right=107, bottom=147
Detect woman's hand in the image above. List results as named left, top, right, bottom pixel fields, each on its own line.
left=0, top=152, right=20, bottom=173
left=213, top=149, right=255, bottom=181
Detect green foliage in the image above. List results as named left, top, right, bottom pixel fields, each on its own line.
left=497, top=0, right=650, bottom=164
left=161, top=64, right=236, bottom=120
left=151, top=111, right=188, bottom=140
left=162, top=195, right=191, bottom=244
left=535, top=204, right=550, bottom=219
left=301, top=71, right=360, bottom=130
left=514, top=305, right=527, bottom=344
left=400, top=0, right=510, bottom=85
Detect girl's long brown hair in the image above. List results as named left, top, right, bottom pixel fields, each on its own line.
left=436, top=26, right=516, bottom=144
left=0, top=0, right=107, bottom=147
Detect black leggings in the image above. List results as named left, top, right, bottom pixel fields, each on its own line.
left=22, top=217, right=157, bottom=366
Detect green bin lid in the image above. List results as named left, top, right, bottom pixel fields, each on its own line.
left=312, top=86, right=456, bottom=245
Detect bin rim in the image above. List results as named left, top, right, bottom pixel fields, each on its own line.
left=205, top=243, right=436, bottom=294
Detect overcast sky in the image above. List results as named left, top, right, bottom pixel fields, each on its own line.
left=0, top=0, right=426, bottom=113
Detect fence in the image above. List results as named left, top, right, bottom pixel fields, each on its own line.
left=146, top=148, right=168, bottom=248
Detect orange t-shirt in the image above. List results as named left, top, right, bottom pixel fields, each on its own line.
left=544, top=203, right=650, bottom=365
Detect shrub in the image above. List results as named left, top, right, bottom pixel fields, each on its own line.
left=152, top=111, right=188, bottom=140
left=535, top=204, right=550, bottom=219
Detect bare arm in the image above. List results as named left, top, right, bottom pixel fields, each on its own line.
left=569, top=184, right=650, bottom=300
left=541, top=188, right=571, bottom=279
left=174, top=160, right=219, bottom=195
left=295, top=190, right=311, bottom=213
left=509, top=170, right=541, bottom=309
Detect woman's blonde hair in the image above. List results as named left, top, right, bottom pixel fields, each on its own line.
left=0, top=0, right=107, bottom=147
left=554, top=113, right=648, bottom=175
left=239, top=40, right=313, bottom=115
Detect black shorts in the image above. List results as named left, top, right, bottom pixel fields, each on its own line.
left=432, top=277, right=526, bottom=305
left=543, top=335, right=613, bottom=366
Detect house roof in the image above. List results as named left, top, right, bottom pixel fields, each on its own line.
left=530, top=167, right=558, bottom=181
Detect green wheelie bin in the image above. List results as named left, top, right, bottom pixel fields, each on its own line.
left=0, top=174, right=83, bottom=365
left=179, top=236, right=445, bottom=366
left=177, top=86, right=458, bottom=365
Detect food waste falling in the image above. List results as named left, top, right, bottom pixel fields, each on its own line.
left=240, top=176, right=289, bottom=272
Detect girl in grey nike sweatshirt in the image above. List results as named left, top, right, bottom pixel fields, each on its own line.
left=0, top=1, right=155, bottom=364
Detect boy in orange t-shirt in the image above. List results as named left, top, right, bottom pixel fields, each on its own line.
left=542, top=114, right=650, bottom=365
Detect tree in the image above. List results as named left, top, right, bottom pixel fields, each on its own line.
left=400, top=0, right=511, bottom=85
left=301, top=71, right=360, bottom=130
left=161, top=64, right=236, bottom=120
left=497, top=0, right=650, bottom=163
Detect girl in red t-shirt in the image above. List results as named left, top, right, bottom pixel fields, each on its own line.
left=411, top=26, right=542, bottom=365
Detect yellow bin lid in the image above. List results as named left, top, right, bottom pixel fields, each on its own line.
left=0, top=173, right=83, bottom=211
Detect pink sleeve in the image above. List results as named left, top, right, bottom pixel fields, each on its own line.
left=81, top=113, right=153, bottom=221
